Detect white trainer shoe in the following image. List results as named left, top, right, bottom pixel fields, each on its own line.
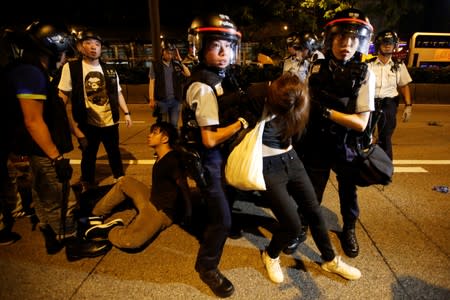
left=261, top=250, right=284, bottom=283
left=321, top=255, right=361, bottom=280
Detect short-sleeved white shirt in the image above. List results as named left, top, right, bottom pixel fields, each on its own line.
left=283, top=56, right=309, bottom=83
left=58, top=61, right=122, bottom=127
left=356, top=68, right=376, bottom=113
left=186, top=82, right=220, bottom=127
left=368, top=58, right=412, bottom=98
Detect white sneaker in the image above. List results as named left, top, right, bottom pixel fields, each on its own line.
left=321, top=256, right=361, bottom=280
left=261, top=250, right=284, bottom=283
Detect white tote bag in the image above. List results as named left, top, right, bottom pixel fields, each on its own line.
left=225, top=119, right=266, bottom=191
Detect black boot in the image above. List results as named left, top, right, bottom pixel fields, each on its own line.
left=65, top=236, right=112, bottom=262
left=199, top=269, right=235, bottom=298
left=341, top=228, right=359, bottom=258
left=39, top=224, right=64, bottom=255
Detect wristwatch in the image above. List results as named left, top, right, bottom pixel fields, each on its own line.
left=124, top=112, right=131, bottom=115
left=238, top=117, right=249, bottom=129
left=322, top=108, right=332, bottom=119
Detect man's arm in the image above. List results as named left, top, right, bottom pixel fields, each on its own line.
left=174, top=48, right=191, bottom=77
left=399, top=85, right=411, bottom=106
left=19, top=98, right=60, bottom=159
left=58, top=90, right=86, bottom=139
left=399, top=84, right=412, bottom=122
left=200, top=121, right=243, bottom=149
left=148, top=78, right=156, bottom=109
left=118, top=91, right=132, bottom=128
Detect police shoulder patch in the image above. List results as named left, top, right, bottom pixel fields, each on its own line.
left=311, top=64, right=321, bottom=74
left=214, top=82, right=224, bottom=96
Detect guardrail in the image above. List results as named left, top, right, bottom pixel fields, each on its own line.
left=121, top=83, right=450, bottom=104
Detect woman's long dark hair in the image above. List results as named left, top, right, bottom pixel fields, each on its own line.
left=266, top=72, right=310, bottom=143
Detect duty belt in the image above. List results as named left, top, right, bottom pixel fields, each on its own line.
left=375, top=96, right=400, bottom=110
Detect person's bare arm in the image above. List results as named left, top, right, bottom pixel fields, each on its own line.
left=118, top=91, right=132, bottom=128
left=19, top=98, right=60, bottom=159
left=326, top=109, right=371, bottom=132
left=200, top=121, right=243, bottom=149
left=148, top=78, right=156, bottom=109
left=59, top=90, right=85, bottom=139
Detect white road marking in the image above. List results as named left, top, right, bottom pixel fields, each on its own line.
left=393, top=160, right=450, bottom=165
left=394, top=167, right=428, bottom=173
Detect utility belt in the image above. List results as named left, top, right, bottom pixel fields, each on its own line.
left=375, top=96, right=400, bottom=110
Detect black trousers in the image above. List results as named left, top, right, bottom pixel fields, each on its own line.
left=375, top=97, right=399, bottom=160
left=80, top=123, right=124, bottom=183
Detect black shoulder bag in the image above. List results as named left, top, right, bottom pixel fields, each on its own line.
left=345, top=110, right=394, bottom=187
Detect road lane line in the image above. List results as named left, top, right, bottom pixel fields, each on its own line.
left=394, top=167, right=428, bottom=173
left=393, top=160, right=450, bottom=164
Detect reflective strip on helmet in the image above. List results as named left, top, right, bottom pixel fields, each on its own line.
left=325, top=18, right=373, bottom=32
left=195, top=27, right=242, bottom=38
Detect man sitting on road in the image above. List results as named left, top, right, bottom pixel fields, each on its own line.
left=85, top=122, right=192, bottom=249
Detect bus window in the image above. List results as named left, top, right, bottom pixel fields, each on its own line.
left=407, top=32, right=450, bottom=68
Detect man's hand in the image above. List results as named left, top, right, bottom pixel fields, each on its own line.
left=53, top=157, right=73, bottom=183
left=402, top=106, right=412, bottom=122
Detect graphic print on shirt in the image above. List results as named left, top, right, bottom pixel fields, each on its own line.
left=85, top=71, right=108, bottom=106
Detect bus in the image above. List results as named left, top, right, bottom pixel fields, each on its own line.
left=407, top=32, right=450, bottom=68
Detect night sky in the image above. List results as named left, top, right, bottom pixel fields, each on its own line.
left=2, top=0, right=449, bottom=42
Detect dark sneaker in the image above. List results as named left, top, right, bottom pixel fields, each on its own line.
left=65, top=237, right=112, bottom=262
left=84, top=218, right=124, bottom=240
left=39, top=224, right=63, bottom=254
left=341, top=228, right=359, bottom=258
left=199, top=269, right=235, bottom=298
left=0, top=230, right=21, bottom=246
left=283, top=230, right=307, bottom=255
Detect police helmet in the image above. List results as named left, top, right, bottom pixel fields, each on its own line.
left=323, top=8, right=373, bottom=56
left=77, top=29, right=103, bottom=44
left=374, top=30, right=398, bottom=53
left=300, top=31, right=320, bottom=53
left=188, top=14, right=241, bottom=64
left=286, top=32, right=301, bottom=50
left=25, top=21, right=73, bottom=57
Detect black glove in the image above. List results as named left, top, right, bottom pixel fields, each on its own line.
left=78, top=137, right=88, bottom=152
left=53, top=157, right=73, bottom=183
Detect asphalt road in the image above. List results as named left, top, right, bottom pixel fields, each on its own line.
left=0, top=104, right=449, bottom=299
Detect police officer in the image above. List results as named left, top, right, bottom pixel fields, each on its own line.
left=184, top=14, right=250, bottom=298
left=368, top=30, right=413, bottom=159
left=4, top=21, right=111, bottom=259
left=294, top=8, right=376, bottom=258
left=283, top=31, right=324, bottom=83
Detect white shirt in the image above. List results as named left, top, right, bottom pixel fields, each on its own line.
left=59, top=61, right=122, bottom=127
left=186, top=82, right=220, bottom=127
left=368, top=57, right=412, bottom=99
left=356, top=68, right=376, bottom=113
left=283, top=56, right=309, bottom=83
